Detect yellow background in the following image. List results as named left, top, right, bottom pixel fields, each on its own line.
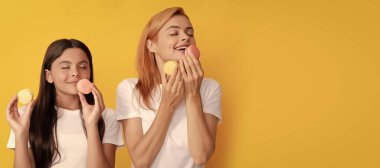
left=1, top=0, right=379, bottom=167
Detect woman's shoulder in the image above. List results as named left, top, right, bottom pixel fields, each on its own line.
left=201, top=78, right=220, bottom=88
left=117, top=78, right=138, bottom=91
left=118, top=78, right=138, bottom=86
left=200, top=78, right=221, bottom=97
left=101, top=107, right=116, bottom=119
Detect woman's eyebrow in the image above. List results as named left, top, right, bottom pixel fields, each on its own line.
left=166, top=25, right=193, bottom=31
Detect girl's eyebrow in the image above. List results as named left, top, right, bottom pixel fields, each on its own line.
left=58, top=61, right=71, bottom=65
left=58, top=60, right=88, bottom=65
left=78, top=61, right=88, bottom=64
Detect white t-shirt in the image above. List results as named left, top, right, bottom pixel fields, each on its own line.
left=7, top=107, right=124, bottom=168
left=116, top=78, right=222, bottom=168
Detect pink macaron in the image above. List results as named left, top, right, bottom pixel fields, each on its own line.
left=185, top=45, right=200, bottom=59
left=77, top=79, right=92, bottom=94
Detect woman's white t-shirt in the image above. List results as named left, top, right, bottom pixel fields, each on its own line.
left=7, top=107, right=124, bottom=168
left=116, top=78, right=222, bottom=168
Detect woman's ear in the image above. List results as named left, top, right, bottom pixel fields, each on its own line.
left=146, top=39, right=157, bottom=53
left=45, top=69, right=53, bottom=83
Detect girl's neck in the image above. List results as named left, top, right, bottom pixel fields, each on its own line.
left=55, top=92, right=80, bottom=110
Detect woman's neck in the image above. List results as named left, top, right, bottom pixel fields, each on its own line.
left=155, top=55, right=165, bottom=79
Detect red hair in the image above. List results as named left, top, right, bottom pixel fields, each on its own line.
left=135, top=7, right=188, bottom=109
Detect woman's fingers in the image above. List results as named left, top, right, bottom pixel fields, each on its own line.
left=172, top=67, right=182, bottom=92
left=179, top=59, right=188, bottom=80
left=167, top=65, right=178, bottom=87
left=181, top=56, right=193, bottom=80
left=176, top=79, right=184, bottom=94
left=188, top=54, right=204, bottom=77
left=161, top=73, right=167, bottom=87
left=186, top=55, right=199, bottom=78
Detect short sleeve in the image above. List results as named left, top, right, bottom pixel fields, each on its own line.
left=6, top=106, right=31, bottom=149
left=202, top=79, right=222, bottom=123
left=7, top=129, right=16, bottom=149
left=101, top=108, right=124, bottom=147
left=116, top=79, right=141, bottom=120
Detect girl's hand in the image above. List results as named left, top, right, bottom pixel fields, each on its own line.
left=79, top=84, right=105, bottom=127
left=161, top=66, right=184, bottom=110
left=6, top=96, right=34, bottom=136
left=179, top=54, right=204, bottom=97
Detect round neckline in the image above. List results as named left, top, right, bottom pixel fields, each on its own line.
left=56, top=106, right=81, bottom=116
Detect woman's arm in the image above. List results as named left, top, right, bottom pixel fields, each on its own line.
left=122, top=68, right=184, bottom=168
left=186, top=94, right=218, bottom=165
left=180, top=54, right=219, bottom=165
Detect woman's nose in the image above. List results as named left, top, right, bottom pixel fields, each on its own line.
left=181, top=34, right=189, bottom=41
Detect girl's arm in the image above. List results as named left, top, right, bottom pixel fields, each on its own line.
left=6, top=96, right=36, bottom=168
left=180, top=54, right=219, bottom=165
left=122, top=68, right=184, bottom=168
left=85, top=125, right=116, bottom=168
left=14, top=135, right=36, bottom=168
left=79, top=84, right=116, bottom=168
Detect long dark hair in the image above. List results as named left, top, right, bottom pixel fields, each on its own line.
left=29, top=39, right=105, bottom=168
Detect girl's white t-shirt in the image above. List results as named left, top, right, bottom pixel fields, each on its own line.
left=116, top=78, right=222, bottom=168
left=7, top=107, right=124, bottom=168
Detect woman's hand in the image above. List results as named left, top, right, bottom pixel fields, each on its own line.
left=179, top=54, right=204, bottom=97
left=79, top=84, right=105, bottom=127
left=6, top=96, right=34, bottom=137
left=161, top=66, right=184, bottom=110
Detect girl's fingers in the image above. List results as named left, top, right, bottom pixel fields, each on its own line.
left=91, top=84, right=104, bottom=110
left=78, top=92, right=89, bottom=107
left=6, top=96, right=19, bottom=118
left=92, top=89, right=100, bottom=111
left=24, top=100, right=35, bottom=119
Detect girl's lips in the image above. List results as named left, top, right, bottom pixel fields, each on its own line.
left=67, top=82, right=78, bottom=85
